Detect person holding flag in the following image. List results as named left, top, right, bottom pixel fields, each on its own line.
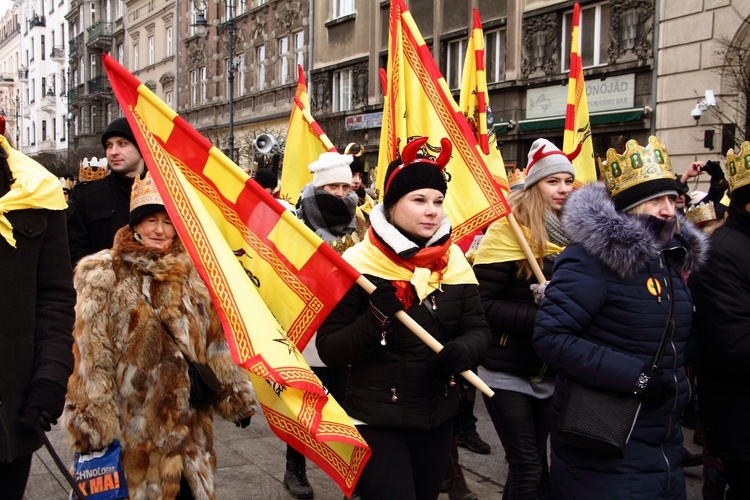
left=316, top=136, right=490, bottom=500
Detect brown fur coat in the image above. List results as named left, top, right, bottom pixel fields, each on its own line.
left=63, top=227, right=256, bottom=500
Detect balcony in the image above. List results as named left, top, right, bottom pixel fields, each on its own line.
left=0, top=73, right=14, bottom=87
left=50, top=46, right=65, bottom=61
left=69, top=34, right=83, bottom=58
left=86, top=22, right=113, bottom=50
left=41, top=95, right=57, bottom=112
left=28, top=15, right=46, bottom=30
left=88, top=75, right=111, bottom=95
left=69, top=85, right=82, bottom=102
left=18, top=68, right=28, bottom=81
left=38, top=139, right=55, bottom=151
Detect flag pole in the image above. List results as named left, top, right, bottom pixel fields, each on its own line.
left=356, top=276, right=495, bottom=398
left=506, top=213, right=547, bottom=284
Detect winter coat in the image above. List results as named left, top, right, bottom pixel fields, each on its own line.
left=474, top=257, right=555, bottom=378
left=532, top=183, right=707, bottom=499
left=67, top=173, right=134, bottom=265
left=0, top=208, right=75, bottom=462
left=316, top=211, right=490, bottom=430
left=63, top=227, right=256, bottom=500
left=691, top=205, right=750, bottom=462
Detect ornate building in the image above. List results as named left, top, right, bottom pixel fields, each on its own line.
left=0, top=5, right=21, bottom=148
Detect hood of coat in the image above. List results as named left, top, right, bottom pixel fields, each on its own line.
left=562, top=182, right=708, bottom=279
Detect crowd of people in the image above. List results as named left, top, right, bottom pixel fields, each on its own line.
left=1, top=110, right=749, bottom=500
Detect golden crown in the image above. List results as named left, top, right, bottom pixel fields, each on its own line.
left=602, top=136, right=675, bottom=197
left=78, top=157, right=109, bottom=182
left=685, top=201, right=717, bottom=225
left=725, top=141, right=750, bottom=193
left=507, top=167, right=526, bottom=190
left=59, top=177, right=73, bottom=191
left=130, top=171, right=163, bottom=212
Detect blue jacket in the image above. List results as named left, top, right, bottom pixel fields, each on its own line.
left=533, top=183, right=707, bottom=499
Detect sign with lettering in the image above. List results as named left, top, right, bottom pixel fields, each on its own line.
left=345, top=112, right=383, bottom=130
left=525, top=73, right=635, bottom=119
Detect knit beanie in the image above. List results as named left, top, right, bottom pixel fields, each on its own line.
left=309, top=152, right=353, bottom=188
left=101, top=117, right=140, bottom=153
left=524, top=139, right=575, bottom=189
left=253, top=168, right=278, bottom=190
left=349, top=156, right=365, bottom=176
left=383, top=137, right=449, bottom=211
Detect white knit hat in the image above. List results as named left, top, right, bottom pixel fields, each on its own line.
left=524, top=138, right=575, bottom=189
left=308, top=152, right=354, bottom=188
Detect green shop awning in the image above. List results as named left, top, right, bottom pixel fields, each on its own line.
left=518, top=107, right=648, bottom=133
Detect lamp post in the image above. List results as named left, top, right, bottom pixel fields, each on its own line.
left=46, top=71, right=71, bottom=170
left=192, top=0, right=238, bottom=163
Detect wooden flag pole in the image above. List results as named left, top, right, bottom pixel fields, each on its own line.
left=505, top=212, right=547, bottom=284
left=356, top=276, right=495, bottom=398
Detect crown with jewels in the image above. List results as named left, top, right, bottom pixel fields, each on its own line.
left=685, top=200, right=717, bottom=225
left=507, top=167, right=526, bottom=190
left=130, top=171, right=163, bottom=212
left=725, top=141, right=750, bottom=193
left=602, top=136, right=675, bottom=198
left=79, top=157, right=109, bottom=182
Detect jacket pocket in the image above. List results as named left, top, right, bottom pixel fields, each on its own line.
left=84, top=208, right=116, bottom=224
left=6, top=212, right=48, bottom=239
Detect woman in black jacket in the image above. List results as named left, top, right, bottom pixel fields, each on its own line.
left=472, top=138, right=575, bottom=500
left=317, top=137, right=490, bottom=500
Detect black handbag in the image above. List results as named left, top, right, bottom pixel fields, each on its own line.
left=557, top=266, right=676, bottom=458
left=187, top=360, right=222, bottom=407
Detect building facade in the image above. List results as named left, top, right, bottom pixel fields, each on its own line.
left=0, top=5, right=21, bottom=148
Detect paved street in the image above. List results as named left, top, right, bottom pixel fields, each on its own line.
left=25, top=399, right=703, bottom=499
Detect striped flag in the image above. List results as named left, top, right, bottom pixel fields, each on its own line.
left=102, top=54, right=369, bottom=497
left=376, top=0, right=510, bottom=243
left=459, top=9, right=509, bottom=192
left=280, top=65, right=337, bottom=206
left=563, top=2, right=597, bottom=186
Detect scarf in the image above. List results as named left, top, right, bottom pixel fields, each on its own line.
left=473, top=216, right=565, bottom=265
left=0, top=137, right=67, bottom=248
left=298, top=183, right=358, bottom=242
left=634, top=214, right=678, bottom=246
left=543, top=211, right=570, bottom=261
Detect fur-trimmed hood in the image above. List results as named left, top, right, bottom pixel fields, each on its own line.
left=562, top=182, right=708, bottom=278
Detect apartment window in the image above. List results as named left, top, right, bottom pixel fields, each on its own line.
left=106, top=103, right=112, bottom=124
left=230, top=53, right=245, bottom=97
left=294, top=31, right=304, bottom=69
left=446, top=39, right=465, bottom=90
left=333, top=0, right=354, bottom=18
left=30, top=37, right=34, bottom=62
left=30, top=79, right=35, bottom=103
left=166, top=28, right=173, bottom=57
left=90, top=2, right=96, bottom=24
left=90, top=53, right=96, bottom=78
left=78, top=5, right=83, bottom=31
left=41, top=35, right=45, bottom=60
left=562, top=2, right=611, bottom=70
left=485, top=29, right=506, bottom=83
left=279, top=37, right=290, bottom=84
left=256, top=45, right=265, bottom=91
left=31, top=122, right=35, bottom=145
left=190, top=3, right=200, bottom=36
left=116, top=0, right=122, bottom=19
left=117, top=43, right=124, bottom=64
left=42, top=120, right=47, bottom=141
left=41, top=77, right=47, bottom=97
left=61, top=23, right=64, bottom=46
left=200, top=66, right=207, bottom=104
left=133, top=43, right=139, bottom=70
left=90, top=105, right=96, bottom=132
left=190, top=69, right=198, bottom=105
left=74, top=115, right=79, bottom=135
left=166, top=90, right=173, bottom=108
left=53, top=117, right=57, bottom=140
left=80, top=57, right=85, bottom=82
left=148, top=36, right=154, bottom=65
left=332, top=68, right=351, bottom=112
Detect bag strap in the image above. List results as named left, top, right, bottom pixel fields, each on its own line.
left=34, top=423, right=87, bottom=499
left=651, top=255, right=677, bottom=371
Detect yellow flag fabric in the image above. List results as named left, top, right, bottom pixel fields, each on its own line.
left=376, top=0, right=510, bottom=243
left=563, top=2, right=597, bottom=186
left=103, top=55, right=369, bottom=497
left=0, top=135, right=67, bottom=247
left=459, top=9, right=509, bottom=192
left=473, top=217, right=564, bottom=265
left=280, top=65, right=337, bottom=206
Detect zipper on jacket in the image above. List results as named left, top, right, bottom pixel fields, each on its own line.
left=430, top=295, right=438, bottom=311
left=390, top=388, right=398, bottom=403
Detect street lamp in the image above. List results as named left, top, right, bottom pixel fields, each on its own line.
left=46, top=70, right=72, bottom=169
left=192, top=0, right=238, bottom=163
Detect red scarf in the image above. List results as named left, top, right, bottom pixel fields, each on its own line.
left=368, top=229, right=451, bottom=309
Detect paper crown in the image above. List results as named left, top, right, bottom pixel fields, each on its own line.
left=685, top=200, right=717, bottom=225
left=79, top=157, right=109, bottom=182
left=725, top=141, right=750, bottom=193
left=507, top=167, right=526, bottom=190
left=602, top=136, right=675, bottom=198
left=130, top=171, right=163, bottom=212
left=59, top=177, right=72, bottom=191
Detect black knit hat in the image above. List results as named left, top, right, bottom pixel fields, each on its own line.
left=101, top=117, right=140, bottom=152
left=730, top=184, right=750, bottom=208
left=383, top=137, right=450, bottom=211
left=349, top=156, right=365, bottom=176
left=612, top=177, right=681, bottom=211
left=253, top=168, right=278, bottom=190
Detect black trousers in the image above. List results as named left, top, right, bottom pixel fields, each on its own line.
left=723, top=459, right=750, bottom=500
left=0, top=454, right=33, bottom=500
left=355, top=419, right=453, bottom=500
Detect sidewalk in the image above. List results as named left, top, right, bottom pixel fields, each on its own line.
left=24, top=400, right=702, bottom=499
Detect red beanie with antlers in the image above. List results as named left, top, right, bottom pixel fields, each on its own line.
left=383, top=137, right=450, bottom=211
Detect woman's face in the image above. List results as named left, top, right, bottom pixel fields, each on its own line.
left=351, top=172, right=363, bottom=191
left=133, top=211, right=176, bottom=249
left=636, top=195, right=677, bottom=220
left=536, top=173, right=575, bottom=214
left=391, top=188, right=444, bottom=239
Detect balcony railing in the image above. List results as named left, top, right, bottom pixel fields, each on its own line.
left=0, top=73, right=14, bottom=85
left=86, top=22, right=113, bottom=49
left=28, top=15, right=46, bottom=30
left=69, top=34, right=83, bottom=58
left=69, top=85, right=81, bottom=101
left=18, top=68, right=28, bottom=81
left=88, top=75, right=111, bottom=94
left=50, top=46, right=65, bottom=59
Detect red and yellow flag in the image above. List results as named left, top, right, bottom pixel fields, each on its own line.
left=280, top=65, right=337, bottom=206
left=103, top=54, right=369, bottom=496
left=376, top=0, right=510, bottom=243
left=563, top=2, right=596, bottom=186
left=459, top=9, right=508, bottom=192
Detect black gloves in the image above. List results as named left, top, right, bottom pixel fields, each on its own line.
left=702, top=160, right=725, bottom=181
left=635, top=369, right=672, bottom=408
left=20, top=379, right=68, bottom=431
left=369, top=282, right=402, bottom=327
left=434, top=342, right=473, bottom=374
left=235, top=415, right=252, bottom=428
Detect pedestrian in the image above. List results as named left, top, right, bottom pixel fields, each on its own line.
left=316, top=136, right=491, bottom=500
left=63, top=171, right=256, bottom=499
left=0, top=119, right=76, bottom=500
left=473, top=138, right=575, bottom=500
left=67, top=117, right=146, bottom=265
left=532, top=136, right=707, bottom=498
left=690, top=141, right=750, bottom=499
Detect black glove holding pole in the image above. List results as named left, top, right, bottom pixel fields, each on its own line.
left=368, top=282, right=403, bottom=327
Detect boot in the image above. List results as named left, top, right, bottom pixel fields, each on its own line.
left=447, top=438, right=478, bottom=500
left=283, top=459, right=314, bottom=499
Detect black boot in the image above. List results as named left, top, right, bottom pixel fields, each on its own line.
left=447, top=438, right=478, bottom=500
left=284, top=459, right=314, bottom=499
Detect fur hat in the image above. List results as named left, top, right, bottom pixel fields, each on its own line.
left=101, top=117, right=140, bottom=153
left=309, top=152, right=353, bottom=188
left=383, top=137, right=450, bottom=210
left=524, top=139, right=575, bottom=189
left=253, top=168, right=278, bottom=190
